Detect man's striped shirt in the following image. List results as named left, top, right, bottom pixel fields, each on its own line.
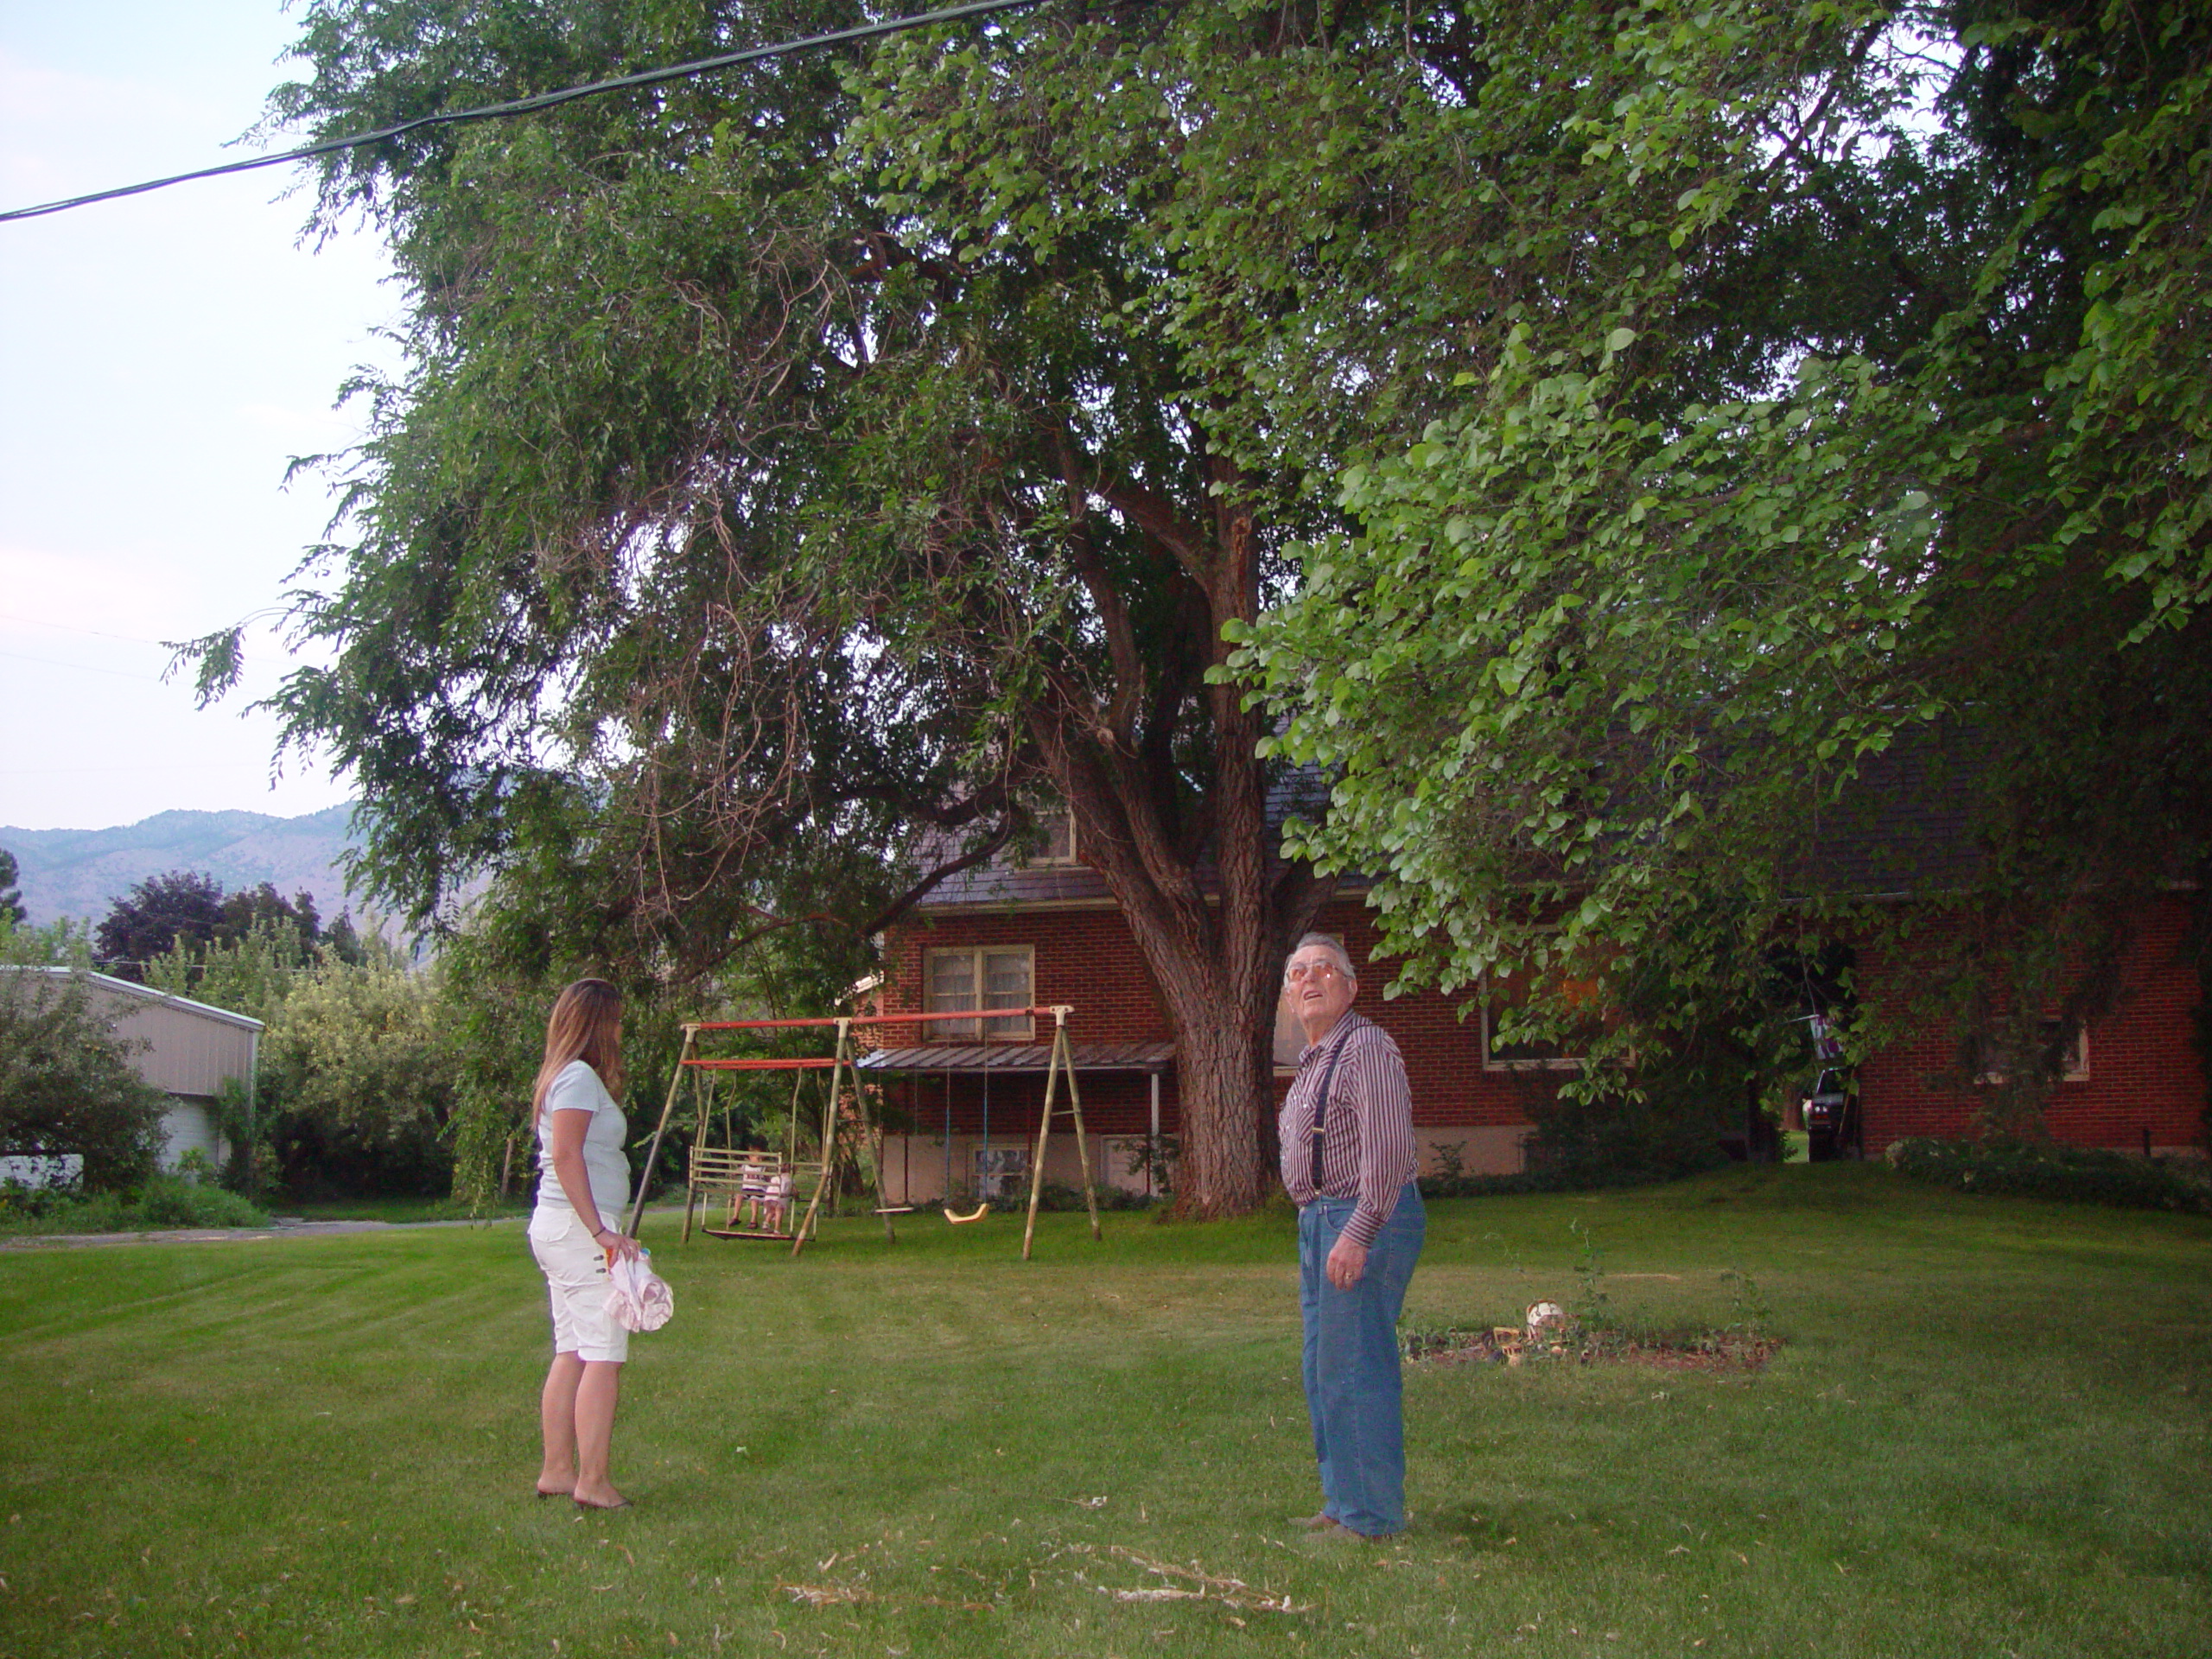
left=1277, top=1010, right=1418, bottom=1245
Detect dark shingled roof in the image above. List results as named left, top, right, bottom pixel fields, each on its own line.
left=917, top=765, right=1338, bottom=910
left=1789, top=723, right=1989, bottom=899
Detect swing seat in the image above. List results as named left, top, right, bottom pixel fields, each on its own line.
left=684, top=1147, right=787, bottom=1242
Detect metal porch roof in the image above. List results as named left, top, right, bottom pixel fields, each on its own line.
left=856, top=1039, right=1175, bottom=1076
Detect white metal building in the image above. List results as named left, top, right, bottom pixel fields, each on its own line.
left=1, top=967, right=262, bottom=1175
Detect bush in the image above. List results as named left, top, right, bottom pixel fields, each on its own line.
left=135, top=1175, right=272, bottom=1229
left=260, top=951, right=461, bottom=1199
left=1418, top=1166, right=1687, bottom=1200
left=0, top=1174, right=270, bottom=1234
left=1883, top=1137, right=2212, bottom=1215
left=965, top=1180, right=1159, bottom=1215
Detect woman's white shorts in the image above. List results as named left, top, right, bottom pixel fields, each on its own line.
left=529, top=1210, right=629, bottom=1363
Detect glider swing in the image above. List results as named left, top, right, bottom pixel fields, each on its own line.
left=626, top=1005, right=1103, bottom=1260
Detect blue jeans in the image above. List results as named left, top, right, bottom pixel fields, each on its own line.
left=1299, top=1184, right=1425, bottom=1536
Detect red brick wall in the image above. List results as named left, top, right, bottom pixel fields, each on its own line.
left=880, top=907, right=1173, bottom=1137
left=880, top=899, right=1554, bottom=1145
left=1854, top=895, right=2205, bottom=1154
left=887, top=891, right=2207, bottom=1161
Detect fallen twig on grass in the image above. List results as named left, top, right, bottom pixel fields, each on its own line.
left=778, top=1581, right=873, bottom=1607
left=1059, top=1544, right=1310, bottom=1614
left=776, top=1581, right=991, bottom=1613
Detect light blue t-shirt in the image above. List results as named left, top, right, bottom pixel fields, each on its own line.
left=533, top=1060, right=632, bottom=1224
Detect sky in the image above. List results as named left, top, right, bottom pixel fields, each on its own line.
left=0, top=0, right=397, bottom=831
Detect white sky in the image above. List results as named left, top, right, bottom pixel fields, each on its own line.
left=0, top=0, right=397, bottom=831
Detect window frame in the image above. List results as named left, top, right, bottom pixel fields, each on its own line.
left=1975, top=1018, right=2091, bottom=1086
left=1020, top=803, right=1078, bottom=867
left=924, top=944, right=1036, bottom=1042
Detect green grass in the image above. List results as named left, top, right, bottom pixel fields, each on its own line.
left=276, top=1195, right=535, bottom=1225
left=0, top=1163, right=2205, bottom=1658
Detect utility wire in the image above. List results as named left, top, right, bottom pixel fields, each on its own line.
left=0, top=0, right=1052, bottom=226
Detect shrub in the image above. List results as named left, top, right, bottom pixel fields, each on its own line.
left=1418, top=1166, right=1683, bottom=1199
left=0, top=1175, right=270, bottom=1234
left=982, top=1180, right=1157, bottom=1214
left=132, top=1175, right=271, bottom=1230
left=1883, top=1136, right=2212, bottom=1215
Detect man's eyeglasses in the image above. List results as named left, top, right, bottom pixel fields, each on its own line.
left=1284, top=961, right=1340, bottom=986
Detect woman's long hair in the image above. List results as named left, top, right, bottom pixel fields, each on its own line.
left=532, top=978, right=625, bottom=1119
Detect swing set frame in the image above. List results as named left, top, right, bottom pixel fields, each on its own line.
left=626, top=1004, right=1103, bottom=1260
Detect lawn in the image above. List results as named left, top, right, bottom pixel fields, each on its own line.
left=0, top=1164, right=2205, bottom=1658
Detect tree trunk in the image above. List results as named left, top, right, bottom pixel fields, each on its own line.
left=1127, top=908, right=1283, bottom=1217
left=1031, top=455, right=1332, bottom=1215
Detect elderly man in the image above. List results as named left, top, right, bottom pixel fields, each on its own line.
left=1279, top=931, right=1424, bottom=1541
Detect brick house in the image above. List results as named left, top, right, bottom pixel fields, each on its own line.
left=1853, top=895, right=2203, bottom=1157
left=868, top=787, right=2206, bottom=1199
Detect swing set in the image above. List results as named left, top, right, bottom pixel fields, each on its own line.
left=624, top=1005, right=1103, bottom=1260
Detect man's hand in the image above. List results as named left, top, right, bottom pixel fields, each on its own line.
left=1325, top=1234, right=1369, bottom=1290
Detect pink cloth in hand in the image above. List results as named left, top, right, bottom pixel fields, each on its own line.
left=606, top=1249, right=675, bottom=1333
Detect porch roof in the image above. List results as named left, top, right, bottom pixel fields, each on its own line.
left=856, top=1039, right=1175, bottom=1076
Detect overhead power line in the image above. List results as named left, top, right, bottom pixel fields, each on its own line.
left=0, top=0, right=1052, bottom=226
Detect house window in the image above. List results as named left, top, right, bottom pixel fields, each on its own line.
left=974, top=1145, right=1031, bottom=1201
left=1019, top=801, right=1077, bottom=866
left=1482, top=969, right=1601, bottom=1071
left=925, top=946, right=1034, bottom=1040
left=1975, top=1019, right=2090, bottom=1085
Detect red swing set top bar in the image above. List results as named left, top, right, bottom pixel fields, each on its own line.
left=685, top=1004, right=1073, bottom=1033
left=684, top=1056, right=842, bottom=1071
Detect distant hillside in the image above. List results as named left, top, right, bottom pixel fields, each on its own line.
left=0, top=805, right=364, bottom=930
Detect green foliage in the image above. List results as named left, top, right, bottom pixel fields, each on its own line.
left=131, top=1174, right=273, bottom=1230
left=1884, top=1135, right=2212, bottom=1215
left=1230, top=1, right=2212, bottom=1127
left=201, top=0, right=1735, bottom=1215
left=111, top=868, right=352, bottom=992
left=143, top=914, right=315, bottom=1022
left=258, top=939, right=462, bottom=1199
left=92, top=868, right=227, bottom=978
left=0, top=848, right=24, bottom=926
left=0, top=1173, right=270, bottom=1234
left=0, top=912, right=94, bottom=971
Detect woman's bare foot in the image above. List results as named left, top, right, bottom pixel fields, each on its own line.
left=572, top=1484, right=630, bottom=1510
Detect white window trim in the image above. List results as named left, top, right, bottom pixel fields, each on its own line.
left=925, top=944, right=1036, bottom=1042
left=1020, top=804, right=1079, bottom=867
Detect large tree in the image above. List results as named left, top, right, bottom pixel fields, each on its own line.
left=1231, top=0, right=2212, bottom=1127
left=94, top=870, right=228, bottom=980
left=195, top=0, right=1723, bottom=1211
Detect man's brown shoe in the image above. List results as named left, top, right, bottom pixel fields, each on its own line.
left=1289, top=1511, right=1342, bottom=1531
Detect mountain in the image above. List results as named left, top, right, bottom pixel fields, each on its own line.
left=0, top=805, right=363, bottom=930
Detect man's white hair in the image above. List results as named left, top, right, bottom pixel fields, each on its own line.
left=1286, top=931, right=1357, bottom=983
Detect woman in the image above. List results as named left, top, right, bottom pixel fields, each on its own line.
left=527, top=977, right=644, bottom=1510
